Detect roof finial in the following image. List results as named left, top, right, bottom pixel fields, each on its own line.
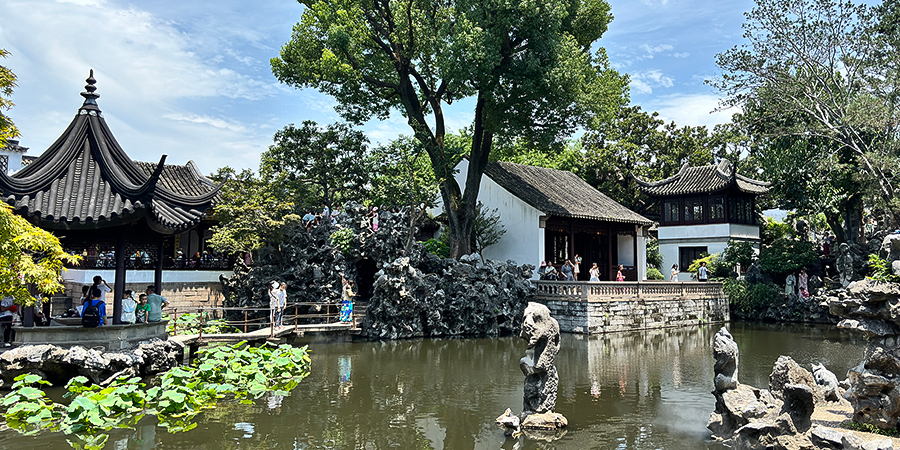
left=80, top=69, right=100, bottom=106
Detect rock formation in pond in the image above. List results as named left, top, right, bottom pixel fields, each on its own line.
left=221, top=202, right=535, bottom=339
left=829, top=279, right=900, bottom=430
left=496, top=303, right=567, bottom=437
left=707, top=327, right=859, bottom=449
left=0, top=339, right=182, bottom=387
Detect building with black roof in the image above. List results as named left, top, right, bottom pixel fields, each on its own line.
left=0, top=71, right=222, bottom=324
left=436, top=159, right=653, bottom=280
left=636, top=160, right=770, bottom=279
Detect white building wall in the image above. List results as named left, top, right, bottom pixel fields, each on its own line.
left=636, top=226, right=647, bottom=281
left=0, top=148, right=24, bottom=174
left=617, top=235, right=634, bottom=266
left=658, top=223, right=761, bottom=281
left=428, top=159, right=544, bottom=277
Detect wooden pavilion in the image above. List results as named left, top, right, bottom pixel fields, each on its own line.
left=0, top=71, right=221, bottom=324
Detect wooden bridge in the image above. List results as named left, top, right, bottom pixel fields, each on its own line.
left=167, top=302, right=366, bottom=352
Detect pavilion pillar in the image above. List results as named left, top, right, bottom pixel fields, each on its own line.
left=113, top=232, right=126, bottom=325
left=155, top=237, right=164, bottom=294
left=606, top=224, right=613, bottom=281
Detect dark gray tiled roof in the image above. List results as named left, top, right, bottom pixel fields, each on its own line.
left=0, top=75, right=219, bottom=234
left=484, top=161, right=653, bottom=225
left=635, top=160, right=770, bottom=197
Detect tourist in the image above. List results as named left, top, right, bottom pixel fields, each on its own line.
left=135, top=294, right=150, bottom=324
left=670, top=264, right=679, bottom=281
left=81, top=287, right=106, bottom=327
left=303, top=210, right=316, bottom=231
left=0, top=296, right=16, bottom=347
left=269, top=281, right=281, bottom=328
left=371, top=206, right=379, bottom=231
left=144, top=286, right=169, bottom=323
left=538, top=261, right=548, bottom=277
left=589, top=263, right=600, bottom=282
left=322, top=203, right=330, bottom=219
left=823, top=235, right=831, bottom=257
left=616, top=264, right=625, bottom=282
left=90, top=275, right=112, bottom=302
left=698, top=262, right=709, bottom=282
left=121, top=290, right=137, bottom=324
left=798, top=268, right=809, bottom=297
left=278, top=283, right=287, bottom=328
left=340, top=277, right=355, bottom=323
left=561, top=260, right=575, bottom=281
left=573, top=254, right=582, bottom=281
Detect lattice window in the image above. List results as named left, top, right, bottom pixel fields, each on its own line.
left=0, top=155, right=8, bottom=174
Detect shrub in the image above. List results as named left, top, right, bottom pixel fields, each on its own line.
left=722, top=240, right=755, bottom=271
left=329, top=228, right=355, bottom=255
left=687, top=253, right=728, bottom=279
left=646, top=238, right=663, bottom=270
left=723, top=278, right=781, bottom=315
left=646, top=267, right=664, bottom=280
left=423, top=238, right=449, bottom=258
left=759, top=238, right=818, bottom=280
left=867, top=254, right=900, bottom=283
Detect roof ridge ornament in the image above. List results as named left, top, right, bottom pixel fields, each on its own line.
left=79, top=69, right=101, bottom=111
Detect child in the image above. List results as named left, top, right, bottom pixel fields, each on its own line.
left=135, top=294, right=150, bottom=324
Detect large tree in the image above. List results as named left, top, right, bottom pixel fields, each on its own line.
left=272, top=0, right=627, bottom=257
left=710, top=0, right=900, bottom=242
left=262, top=120, right=371, bottom=214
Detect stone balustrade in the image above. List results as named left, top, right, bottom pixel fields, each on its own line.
left=532, top=280, right=729, bottom=334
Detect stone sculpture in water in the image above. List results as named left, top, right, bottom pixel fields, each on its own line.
left=497, top=302, right=567, bottom=435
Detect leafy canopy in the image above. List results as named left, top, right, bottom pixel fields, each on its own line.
left=0, top=49, right=18, bottom=141
left=0, top=203, right=78, bottom=305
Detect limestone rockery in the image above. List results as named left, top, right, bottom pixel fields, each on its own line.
left=221, top=202, right=536, bottom=339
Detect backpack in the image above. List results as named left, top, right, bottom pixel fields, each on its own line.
left=82, top=300, right=103, bottom=328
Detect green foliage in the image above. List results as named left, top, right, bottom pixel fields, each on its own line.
left=207, top=167, right=300, bottom=255
left=842, top=420, right=900, bottom=437
left=646, top=267, right=665, bottom=280
left=472, top=202, right=506, bottom=263
left=711, top=0, right=900, bottom=233
left=759, top=238, right=819, bottom=280
left=262, top=120, right=371, bottom=212
left=762, top=218, right=794, bottom=245
left=271, top=0, right=628, bottom=257
left=0, top=49, right=18, bottom=141
left=723, top=278, right=782, bottom=315
left=722, top=240, right=755, bottom=271
left=0, top=342, right=311, bottom=448
left=867, top=254, right=900, bottom=282
left=1, top=374, right=59, bottom=435
left=0, top=202, right=80, bottom=305
left=368, top=136, right=439, bottom=210
left=646, top=238, right=663, bottom=270
left=329, top=228, right=355, bottom=255
left=423, top=238, right=449, bottom=259
left=164, top=312, right=237, bottom=336
left=687, top=253, right=728, bottom=280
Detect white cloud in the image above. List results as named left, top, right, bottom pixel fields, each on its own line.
left=630, top=69, right=674, bottom=94
left=163, top=113, right=248, bottom=133
left=643, top=93, right=740, bottom=128
left=672, top=52, right=690, bottom=58
left=640, top=43, right=674, bottom=58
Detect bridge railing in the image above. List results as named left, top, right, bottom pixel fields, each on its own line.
left=166, top=302, right=364, bottom=338
left=533, top=280, right=724, bottom=302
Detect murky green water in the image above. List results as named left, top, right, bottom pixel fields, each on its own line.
left=1, top=322, right=867, bottom=450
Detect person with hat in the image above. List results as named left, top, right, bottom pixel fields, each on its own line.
left=269, top=281, right=282, bottom=329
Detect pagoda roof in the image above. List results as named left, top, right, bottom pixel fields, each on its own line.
left=635, top=160, right=770, bottom=198
left=484, top=161, right=653, bottom=226
left=0, top=71, right=221, bottom=234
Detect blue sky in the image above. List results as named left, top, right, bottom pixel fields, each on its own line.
left=0, top=0, right=754, bottom=174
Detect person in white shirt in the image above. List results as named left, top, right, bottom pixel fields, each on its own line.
left=91, top=275, right=112, bottom=302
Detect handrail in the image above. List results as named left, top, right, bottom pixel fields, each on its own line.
left=166, top=301, right=361, bottom=337
left=532, top=280, right=724, bottom=301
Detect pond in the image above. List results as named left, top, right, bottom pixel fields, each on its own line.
left=1, top=321, right=867, bottom=450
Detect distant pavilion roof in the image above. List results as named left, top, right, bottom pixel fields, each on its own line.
left=635, top=160, right=770, bottom=198
left=484, top=161, right=653, bottom=226
left=0, top=71, right=220, bottom=234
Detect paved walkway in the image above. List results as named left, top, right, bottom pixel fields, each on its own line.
left=170, top=322, right=356, bottom=346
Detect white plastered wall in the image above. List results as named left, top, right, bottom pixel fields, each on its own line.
left=428, top=159, right=544, bottom=278
left=658, top=223, right=761, bottom=281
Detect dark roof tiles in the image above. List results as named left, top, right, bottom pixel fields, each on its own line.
left=635, top=160, right=770, bottom=197
left=484, top=161, right=653, bottom=226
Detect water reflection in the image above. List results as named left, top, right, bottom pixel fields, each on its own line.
left=0, top=322, right=869, bottom=450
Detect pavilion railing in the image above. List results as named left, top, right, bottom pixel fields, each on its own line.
left=65, top=255, right=235, bottom=271
left=533, top=280, right=724, bottom=302
left=165, top=302, right=365, bottom=338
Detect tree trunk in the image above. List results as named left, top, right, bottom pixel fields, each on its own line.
left=825, top=211, right=845, bottom=245
left=841, top=195, right=863, bottom=244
